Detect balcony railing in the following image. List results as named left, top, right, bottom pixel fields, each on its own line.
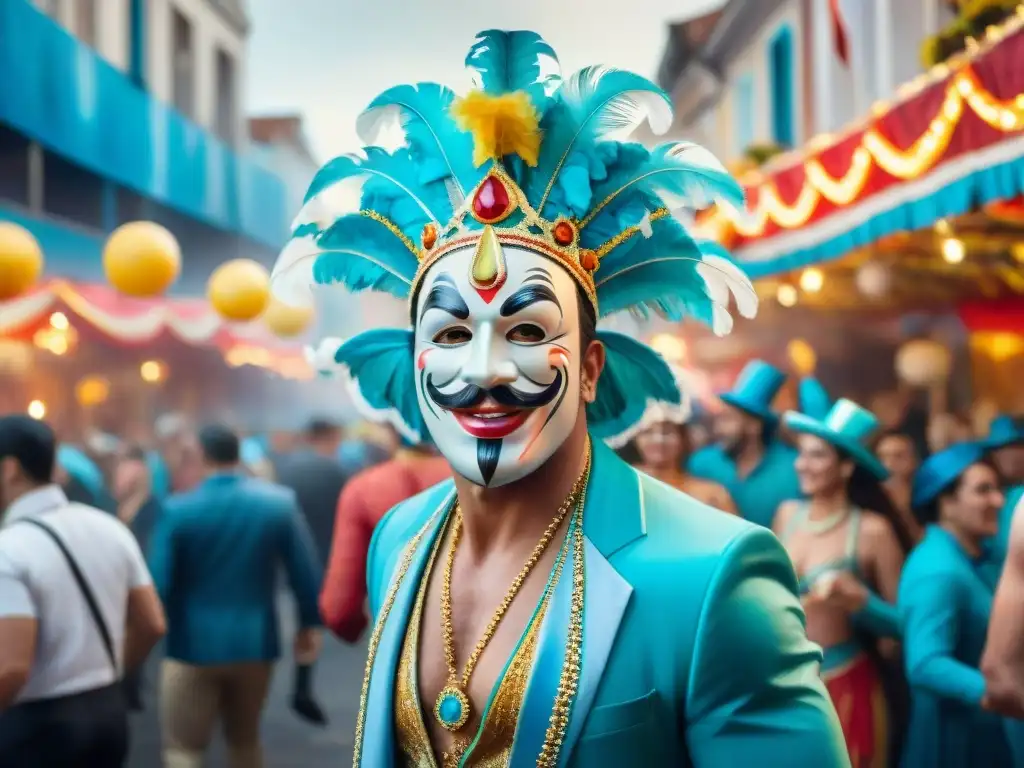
left=0, top=0, right=288, bottom=248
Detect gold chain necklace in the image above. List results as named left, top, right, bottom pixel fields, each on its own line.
left=433, top=447, right=592, bottom=733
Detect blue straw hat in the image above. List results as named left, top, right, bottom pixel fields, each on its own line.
left=983, top=415, right=1024, bottom=451
left=783, top=398, right=889, bottom=480
left=720, top=360, right=787, bottom=422
left=911, top=441, right=987, bottom=511
left=797, top=378, right=833, bottom=421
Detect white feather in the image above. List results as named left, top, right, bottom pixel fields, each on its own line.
left=304, top=337, right=346, bottom=375
left=291, top=175, right=370, bottom=231
left=270, top=235, right=321, bottom=308
left=697, top=253, right=758, bottom=319
left=604, top=363, right=693, bottom=449
left=342, top=374, right=422, bottom=444
left=560, top=66, right=673, bottom=141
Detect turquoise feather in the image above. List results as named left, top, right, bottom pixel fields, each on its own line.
left=587, top=331, right=679, bottom=440
left=356, top=83, right=484, bottom=198
left=524, top=67, right=673, bottom=213
left=594, top=217, right=746, bottom=332
left=313, top=214, right=418, bottom=299
left=334, top=330, right=427, bottom=442
left=466, top=29, right=560, bottom=109
left=586, top=141, right=745, bottom=222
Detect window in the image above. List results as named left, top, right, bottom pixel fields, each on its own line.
left=172, top=9, right=194, bottom=117
left=75, top=0, right=97, bottom=47
left=732, top=72, right=755, bottom=157
left=769, top=25, right=796, bottom=148
left=215, top=48, right=237, bottom=144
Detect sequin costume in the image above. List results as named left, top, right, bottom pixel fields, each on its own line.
left=270, top=29, right=850, bottom=768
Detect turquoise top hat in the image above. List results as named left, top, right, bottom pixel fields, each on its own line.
left=783, top=398, right=889, bottom=480
left=983, top=415, right=1024, bottom=451
left=798, top=377, right=833, bottom=421
left=911, top=441, right=986, bottom=512
left=720, top=360, right=787, bottom=422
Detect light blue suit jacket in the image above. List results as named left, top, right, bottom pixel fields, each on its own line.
left=898, top=525, right=1013, bottom=767
left=149, top=473, right=323, bottom=665
left=358, top=440, right=848, bottom=767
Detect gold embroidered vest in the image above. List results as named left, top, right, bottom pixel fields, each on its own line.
left=394, top=528, right=552, bottom=768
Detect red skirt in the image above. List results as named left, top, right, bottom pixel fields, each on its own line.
left=823, top=652, right=888, bottom=768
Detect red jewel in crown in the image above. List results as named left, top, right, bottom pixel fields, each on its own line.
left=470, top=174, right=514, bottom=224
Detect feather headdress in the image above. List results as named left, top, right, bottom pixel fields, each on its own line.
left=271, top=29, right=758, bottom=441
left=604, top=363, right=695, bottom=449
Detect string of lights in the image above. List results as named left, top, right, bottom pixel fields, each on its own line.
left=703, top=8, right=1024, bottom=240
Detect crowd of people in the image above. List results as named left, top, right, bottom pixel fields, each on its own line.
left=0, top=407, right=445, bottom=767
left=618, top=357, right=1024, bottom=767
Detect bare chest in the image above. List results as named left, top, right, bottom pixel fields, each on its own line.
left=415, top=540, right=561, bottom=756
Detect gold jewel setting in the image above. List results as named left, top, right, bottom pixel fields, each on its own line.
left=435, top=454, right=591, bottom=733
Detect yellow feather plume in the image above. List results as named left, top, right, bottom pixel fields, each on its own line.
left=450, top=90, right=541, bottom=168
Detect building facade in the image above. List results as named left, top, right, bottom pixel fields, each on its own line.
left=654, top=0, right=960, bottom=165
left=0, top=0, right=289, bottom=292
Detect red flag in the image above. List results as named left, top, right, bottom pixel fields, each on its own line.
left=829, top=0, right=850, bottom=65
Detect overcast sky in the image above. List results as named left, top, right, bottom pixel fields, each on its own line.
left=245, top=0, right=723, bottom=161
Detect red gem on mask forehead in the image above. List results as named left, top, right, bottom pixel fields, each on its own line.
left=471, top=176, right=511, bottom=223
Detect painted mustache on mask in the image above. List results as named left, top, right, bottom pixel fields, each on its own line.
left=426, top=368, right=564, bottom=410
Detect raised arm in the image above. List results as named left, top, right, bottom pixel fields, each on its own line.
left=900, top=567, right=985, bottom=706
left=982, top=498, right=1024, bottom=717
left=686, top=528, right=850, bottom=767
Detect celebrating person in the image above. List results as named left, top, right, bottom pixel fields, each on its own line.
left=688, top=359, right=801, bottom=528
left=271, top=29, right=847, bottom=766
left=899, top=442, right=1012, bottom=767
left=0, top=416, right=165, bottom=766
left=148, top=424, right=324, bottom=767
left=875, top=428, right=923, bottom=544
left=607, top=365, right=736, bottom=513
left=773, top=399, right=908, bottom=767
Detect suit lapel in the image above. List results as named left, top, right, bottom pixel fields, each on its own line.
left=509, top=441, right=645, bottom=767
left=356, top=484, right=454, bottom=767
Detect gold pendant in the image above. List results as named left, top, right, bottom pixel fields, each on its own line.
left=434, top=684, right=471, bottom=732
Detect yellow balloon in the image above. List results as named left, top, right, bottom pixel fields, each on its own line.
left=0, top=223, right=43, bottom=301
left=263, top=297, right=314, bottom=338
left=103, top=221, right=181, bottom=297
left=208, top=259, right=270, bottom=322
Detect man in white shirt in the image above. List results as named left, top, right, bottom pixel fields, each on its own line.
left=0, top=415, right=166, bottom=767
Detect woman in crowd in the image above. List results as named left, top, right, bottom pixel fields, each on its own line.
left=773, top=399, right=910, bottom=767
left=899, top=442, right=1013, bottom=766
left=609, top=366, right=737, bottom=513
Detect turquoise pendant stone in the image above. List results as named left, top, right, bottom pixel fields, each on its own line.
left=439, top=694, right=463, bottom=724
left=435, top=685, right=470, bottom=731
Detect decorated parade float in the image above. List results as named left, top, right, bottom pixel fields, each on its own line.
left=695, top=5, right=1024, bottom=413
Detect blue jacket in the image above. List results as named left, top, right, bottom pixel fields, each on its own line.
left=149, top=473, right=323, bottom=665
left=898, top=525, right=1013, bottom=767
left=688, top=440, right=801, bottom=529
left=354, top=440, right=848, bottom=767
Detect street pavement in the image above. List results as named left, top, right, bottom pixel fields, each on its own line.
left=127, top=595, right=367, bottom=767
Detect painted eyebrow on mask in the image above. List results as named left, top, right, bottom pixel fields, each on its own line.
left=420, top=273, right=470, bottom=321
left=500, top=269, right=562, bottom=318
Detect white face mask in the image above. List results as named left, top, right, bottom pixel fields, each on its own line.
left=413, top=241, right=582, bottom=488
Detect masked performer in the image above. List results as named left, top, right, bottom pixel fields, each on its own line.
left=271, top=30, right=847, bottom=768
left=605, top=364, right=736, bottom=513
